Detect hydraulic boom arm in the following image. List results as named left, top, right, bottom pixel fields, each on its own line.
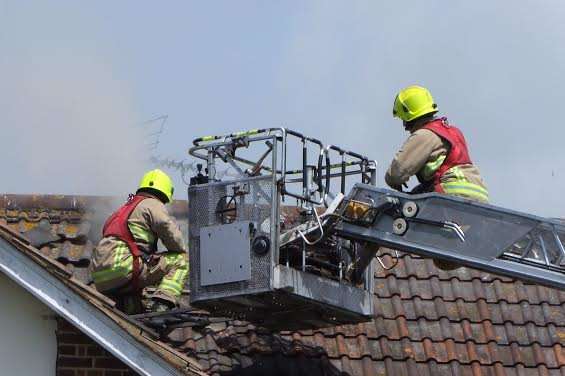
left=335, top=184, right=565, bottom=291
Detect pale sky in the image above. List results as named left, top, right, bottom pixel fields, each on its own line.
left=1, top=1, right=565, bottom=217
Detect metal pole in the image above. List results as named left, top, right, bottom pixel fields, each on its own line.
left=302, top=139, right=307, bottom=198
left=340, top=153, right=346, bottom=194
left=271, top=135, right=280, bottom=268
left=368, top=160, right=377, bottom=186
left=302, top=240, right=306, bottom=272
left=207, top=150, right=216, bottom=181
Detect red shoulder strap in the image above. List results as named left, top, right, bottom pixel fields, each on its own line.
left=102, top=194, right=147, bottom=257
left=422, top=118, right=472, bottom=191
left=102, top=194, right=148, bottom=291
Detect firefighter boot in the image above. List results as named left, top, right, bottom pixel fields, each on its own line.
left=146, top=297, right=175, bottom=313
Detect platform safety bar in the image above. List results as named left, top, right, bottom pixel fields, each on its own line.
left=188, top=127, right=375, bottom=206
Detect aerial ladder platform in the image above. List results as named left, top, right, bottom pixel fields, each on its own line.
left=140, top=128, right=565, bottom=332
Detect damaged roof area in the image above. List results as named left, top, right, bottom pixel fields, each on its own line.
left=1, top=194, right=565, bottom=376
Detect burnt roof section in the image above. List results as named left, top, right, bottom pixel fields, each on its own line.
left=1, top=194, right=564, bottom=376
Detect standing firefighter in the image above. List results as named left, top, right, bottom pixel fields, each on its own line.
left=386, top=85, right=489, bottom=202
left=91, top=169, right=189, bottom=313
left=386, top=86, right=488, bottom=270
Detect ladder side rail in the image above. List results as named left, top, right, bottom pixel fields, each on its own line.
left=552, top=226, right=565, bottom=265
left=337, top=221, right=565, bottom=290
left=335, top=185, right=565, bottom=291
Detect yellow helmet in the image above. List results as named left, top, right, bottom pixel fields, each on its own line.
left=138, top=169, right=174, bottom=203
left=393, top=85, right=438, bottom=122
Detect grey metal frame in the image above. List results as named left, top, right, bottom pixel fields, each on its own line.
left=189, top=128, right=377, bottom=206
left=187, top=128, right=377, bottom=329
left=188, top=174, right=278, bottom=300
left=336, top=184, right=565, bottom=290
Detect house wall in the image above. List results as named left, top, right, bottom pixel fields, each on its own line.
left=0, top=272, right=57, bottom=376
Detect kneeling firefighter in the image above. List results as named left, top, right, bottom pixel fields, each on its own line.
left=91, top=169, right=189, bottom=313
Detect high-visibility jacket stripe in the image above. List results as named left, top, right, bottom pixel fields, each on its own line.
left=158, top=253, right=189, bottom=297
left=441, top=182, right=489, bottom=202
left=92, top=245, right=133, bottom=283
left=92, top=242, right=133, bottom=283
left=128, top=222, right=155, bottom=244
left=421, top=154, right=446, bottom=181
left=158, top=280, right=184, bottom=296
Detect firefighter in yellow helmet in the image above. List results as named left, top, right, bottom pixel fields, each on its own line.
left=387, top=86, right=489, bottom=271
left=90, top=169, right=189, bottom=313
left=386, top=85, right=489, bottom=203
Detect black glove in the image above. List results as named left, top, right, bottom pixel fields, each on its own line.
left=410, top=182, right=433, bottom=195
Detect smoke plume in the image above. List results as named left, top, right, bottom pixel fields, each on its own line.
left=0, top=52, right=149, bottom=196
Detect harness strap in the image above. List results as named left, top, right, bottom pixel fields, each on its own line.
left=102, top=194, right=149, bottom=292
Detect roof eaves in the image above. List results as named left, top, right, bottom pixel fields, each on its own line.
left=0, top=224, right=206, bottom=376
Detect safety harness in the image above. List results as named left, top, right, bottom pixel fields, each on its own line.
left=422, top=117, right=472, bottom=193
left=102, top=194, right=148, bottom=292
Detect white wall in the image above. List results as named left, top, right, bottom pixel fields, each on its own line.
left=0, top=272, right=57, bottom=376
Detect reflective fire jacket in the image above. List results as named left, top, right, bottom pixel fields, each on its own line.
left=385, top=117, right=489, bottom=202
left=91, top=194, right=187, bottom=287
